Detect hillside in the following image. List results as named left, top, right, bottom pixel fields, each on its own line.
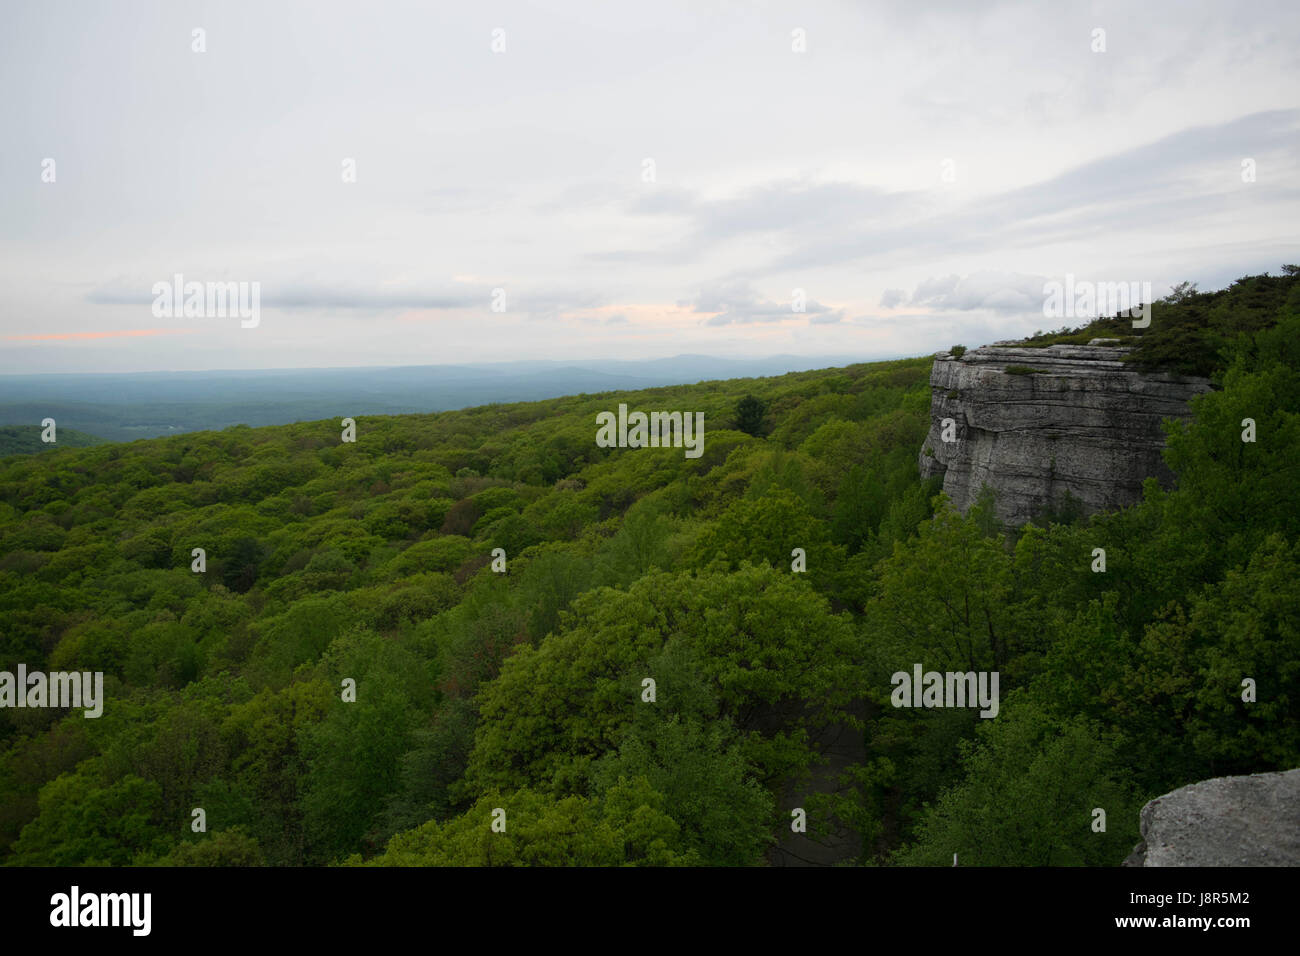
left=0, top=425, right=108, bottom=457
left=1, top=274, right=1297, bottom=866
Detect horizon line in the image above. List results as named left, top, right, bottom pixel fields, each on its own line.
left=0, top=352, right=917, bottom=378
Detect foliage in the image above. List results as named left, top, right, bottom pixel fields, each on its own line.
left=0, top=270, right=1296, bottom=866
left=734, top=395, right=768, bottom=437
left=0, top=426, right=107, bottom=458
left=893, top=697, right=1141, bottom=866
left=364, top=778, right=697, bottom=866
left=1018, top=268, right=1298, bottom=377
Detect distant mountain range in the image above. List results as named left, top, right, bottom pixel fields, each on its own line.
left=0, top=354, right=887, bottom=442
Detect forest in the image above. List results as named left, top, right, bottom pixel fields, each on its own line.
left=0, top=270, right=1297, bottom=866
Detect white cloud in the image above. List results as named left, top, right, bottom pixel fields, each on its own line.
left=879, top=288, right=907, bottom=309
left=909, top=272, right=1048, bottom=315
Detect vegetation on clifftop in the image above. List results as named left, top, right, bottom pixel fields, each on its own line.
left=1019, top=267, right=1300, bottom=377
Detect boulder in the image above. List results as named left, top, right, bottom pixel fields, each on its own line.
left=1123, top=769, right=1300, bottom=867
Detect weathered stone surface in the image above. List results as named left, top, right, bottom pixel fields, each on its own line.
left=1123, top=769, right=1300, bottom=867
left=918, top=344, right=1212, bottom=526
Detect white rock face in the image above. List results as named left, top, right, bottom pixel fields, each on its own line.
left=1124, top=769, right=1300, bottom=866
left=918, top=344, right=1213, bottom=526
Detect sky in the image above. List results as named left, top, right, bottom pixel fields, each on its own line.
left=1, top=0, right=1297, bottom=374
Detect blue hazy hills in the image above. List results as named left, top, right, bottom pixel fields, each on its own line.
left=0, top=354, right=878, bottom=444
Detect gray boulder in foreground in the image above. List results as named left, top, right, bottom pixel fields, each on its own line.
left=1123, top=769, right=1300, bottom=866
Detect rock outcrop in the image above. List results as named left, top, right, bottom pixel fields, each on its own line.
left=1123, top=769, right=1300, bottom=866
left=918, top=344, right=1213, bottom=526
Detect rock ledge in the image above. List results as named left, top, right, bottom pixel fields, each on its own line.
left=918, top=344, right=1212, bottom=525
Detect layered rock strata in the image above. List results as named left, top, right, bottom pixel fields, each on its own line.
left=918, top=344, right=1213, bottom=526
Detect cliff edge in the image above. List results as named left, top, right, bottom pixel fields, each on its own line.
left=918, top=342, right=1213, bottom=526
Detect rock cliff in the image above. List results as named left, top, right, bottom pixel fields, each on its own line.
left=1123, top=769, right=1300, bottom=866
left=917, top=343, right=1213, bottom=526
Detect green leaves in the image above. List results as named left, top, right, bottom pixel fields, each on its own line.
left=9, top=770, right=168, bottom=866
left=368, top=778, right=695, bottom=867
left=463, top=566, right=857, bottom=800
left=1119, top=535, right=1300, bottom=778
left=894, top=696, right=1141, bottom=867
left=734, top=395, right=768, bottom=437
left=691, top=489, right=838, bottom=575
left=864, top=500, right=1020, bottom=675
left=590, top=714, right=774, bottom=865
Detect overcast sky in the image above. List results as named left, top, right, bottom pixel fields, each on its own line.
left=1, top=0, right=1297, bottom=373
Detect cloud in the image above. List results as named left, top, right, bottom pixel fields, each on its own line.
left=659, top=178, right=910, bottom=243
left=767, top=109, right=1300, bottom=272
left=909, top=271, right=1048, bottom=314
left=6, top=328, right=196, bottom=341
left=86, top=279, right=615, bottom=320
left=684, top=279, right=844, bottom=327
left=266, top=286, right=482, bottom=310
left=592, top=110, right=1299, bottom=279
left=597, top=177, right=919, bottom=265
left=910, top=275, right=960, bottom=305
left=88, top=280, right=484, bottom=311
left=7, top=1, right=1299, bottom=373
left=512, top=290, right=612, bottom=322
